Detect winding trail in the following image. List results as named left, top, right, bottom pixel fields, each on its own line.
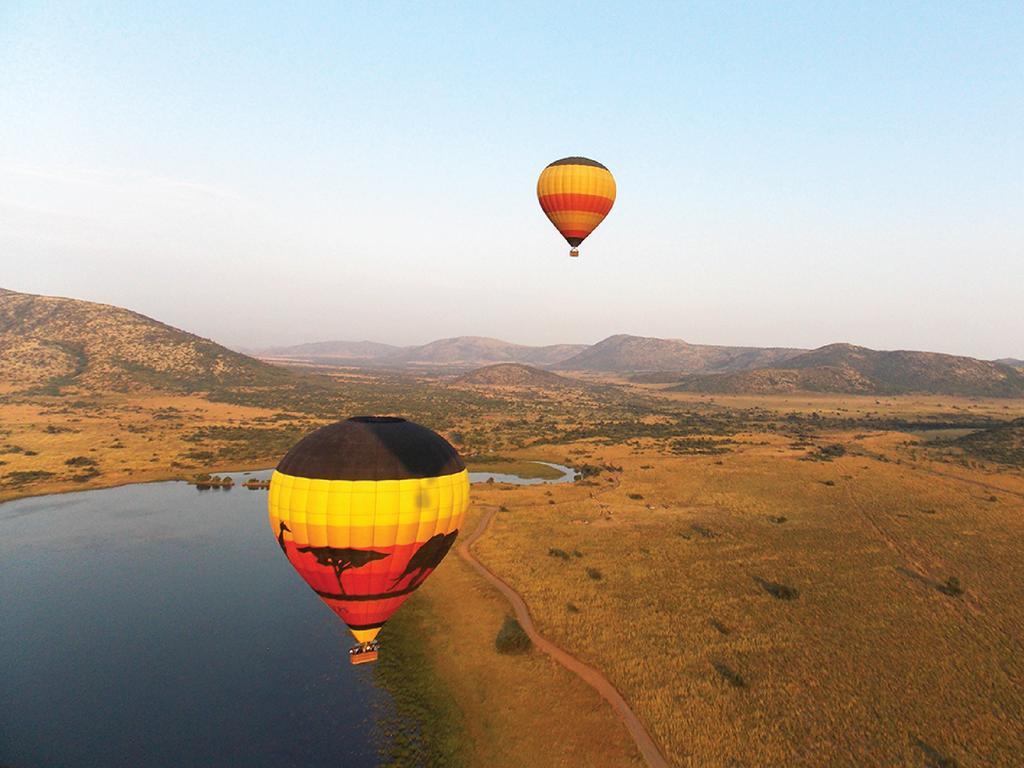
left=458, top=503, right=672, bottom=768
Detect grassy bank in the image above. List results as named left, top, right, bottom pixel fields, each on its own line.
left=372, top=507, right=644, bottom=768
left=374, top=589, right=468, bottom=767
left=465, top=458, right=566, bottom=480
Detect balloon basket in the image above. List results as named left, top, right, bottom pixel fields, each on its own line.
left=569, top=248, right=579, bottom=258
left=349, top=642, right=379, bottom=665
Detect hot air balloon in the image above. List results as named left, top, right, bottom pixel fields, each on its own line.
left=537, top=156, right=616, bottom=257
left=268, top=417, right=469, bottom=664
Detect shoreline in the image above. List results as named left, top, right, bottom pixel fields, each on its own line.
left=0, top=459, right=279, bottom=504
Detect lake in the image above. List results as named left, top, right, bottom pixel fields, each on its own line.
left=0, top=462, right=575, bottom=767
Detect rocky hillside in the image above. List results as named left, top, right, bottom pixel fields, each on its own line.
left=670, top=343, right=1024, bottom=397
left=554, top=334, right=804, bottom=374
left=452, top=363, right=579, bottom=389
left=0, top=288, right=292, bottom=395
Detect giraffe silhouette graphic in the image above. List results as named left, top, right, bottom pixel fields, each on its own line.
left=390, top=530, right=459, bottom=588
left=277, top=522, right=390, bottom=594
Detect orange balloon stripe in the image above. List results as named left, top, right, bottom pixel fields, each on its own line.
left=538, top=193, right=615, bottom=215
left=544, top=210, right=607, bottom=232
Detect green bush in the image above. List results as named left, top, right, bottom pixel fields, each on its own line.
left=65, top=456, right=98, bottom=467
left=495, top=616, right=531, bottom=654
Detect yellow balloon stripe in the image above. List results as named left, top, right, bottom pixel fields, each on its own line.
left=268, top=469, right=470, bottom=549
left=537, top=164, right=616, bottom=201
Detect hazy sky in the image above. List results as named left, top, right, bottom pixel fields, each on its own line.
left=1, top=2, right=1021, bottom=358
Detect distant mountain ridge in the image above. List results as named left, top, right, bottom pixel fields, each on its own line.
left=10, top=286, right=1014, bottom=398
left=670, top=343, right=1024, bottom=397
left=257, top=335, right=588, bottom=370
left=255, top=332, right=1023, bottom=395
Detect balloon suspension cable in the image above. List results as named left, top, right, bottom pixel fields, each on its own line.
left=569, top=248, right=579, bottom=258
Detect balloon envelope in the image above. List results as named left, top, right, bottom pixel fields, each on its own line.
left=268, top=417, right=469, bottom=645
left=537, top=156, right=616, bottom=255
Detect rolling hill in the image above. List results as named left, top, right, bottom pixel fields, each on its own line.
left=0, top=288, right=292, bottom=395
left=669, top=343, right=1024, bottom=397
left=452, top=363, right=580, bottom=390
left=553, top=334, right=804, bottom=374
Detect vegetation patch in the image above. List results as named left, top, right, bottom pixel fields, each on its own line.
left=937, top=576, right=964, bottom=598
left=3, top=470, right=56, bottom=487
left=712, top=662, right=746, bottom=688
left=669, top=437, right=735, bottom=455
left=495, top=616, right=532, bottom=654
left=754, top=577, right=799, bottom=600
left=374, top=596, right=467, bottom=768
left=805, top=444, right=847, bottom=462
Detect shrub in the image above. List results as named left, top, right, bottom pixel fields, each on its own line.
left=691, top=524, right=717, bottom=538
left=548, top=548, right=570, bottom=561
left=65, top=456, right=98, bottom=467
left=713, top=662, right=746, bottom=688
left=565, top=602, right=580, bottom=614
left=495, top=616, right=531, bottom=654
left=938, top=576, right=963, bottom=597
left=755, top=577, right=799, bottom=600
left=627, top=493, right=644, bottom=500
left=586, top=567, right=603, bottom=581
left=709, top=619, right=730, bottom=635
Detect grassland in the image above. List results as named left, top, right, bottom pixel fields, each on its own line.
left=468, top=391, right=1024, bottom=767
left=3, top=365, right=1023, bottom=766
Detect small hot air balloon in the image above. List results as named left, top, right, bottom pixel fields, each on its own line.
left=268, top=417, right=469, bottom=664
left=537, top=156, right=616, bottom=257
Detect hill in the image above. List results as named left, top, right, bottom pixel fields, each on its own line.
left=553, top=334, right=803, bottom=373
left=0, top=288, right=292, bottom=395
left=670, top=343, right=1024, bottom=397
left=452, top=363, right=579, bottom=389
left=996, top=358, right=1024, bottom=370
left=384, top=336, right=587, bottom=369
left=256, top=335, right=586, bottom=370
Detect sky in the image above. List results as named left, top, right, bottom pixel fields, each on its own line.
left=1, top=1, right=1021, bottom=358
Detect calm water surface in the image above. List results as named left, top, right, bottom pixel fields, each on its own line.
left=0, top=470, right=389, bottom=768
left=0, top=462, right=576, bottom=767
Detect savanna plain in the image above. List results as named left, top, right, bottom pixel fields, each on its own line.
left=3, top=331, right=1023, bottom=766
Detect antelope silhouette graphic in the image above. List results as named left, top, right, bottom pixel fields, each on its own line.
left=390, top=530, right=458, bottom=588
left=277, top=522, right=390, bottom=594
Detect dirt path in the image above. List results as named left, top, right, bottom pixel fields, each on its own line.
left=458, top=503, right=672, bottom=768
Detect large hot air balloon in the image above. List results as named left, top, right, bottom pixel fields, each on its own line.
left=537, top=156, right=616, bottom=257
left=268, top=417, right=469, bottom=664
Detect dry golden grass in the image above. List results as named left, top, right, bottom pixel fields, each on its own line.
left=5, top=358, right=1024, bottom=766
left=0, top=394, right=291, bottom=501
left=391, top=506, right=646, bottom=767
left=470, top=416, right=1024, bottom=767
